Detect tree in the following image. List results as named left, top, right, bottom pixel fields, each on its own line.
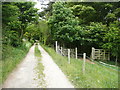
left=67, top=2, right=119, bottom=25
left=2, top=2, right=39, bottom=46
left=25, top=20, right=49, bottom=45
left=85, top=22, right=107, bottom=48
left=39, top=2, right=54, bottom=20
left=2, top=2, right=21, bottom=46
left=70, top=4, right=96, bottom=24
left=103, top=20, right=120, bottom=64
left=15, top=2, right=39, bottom=40
left=48, top=2, right=79, bottom=47
left=2, top=2, right=20, bottom=25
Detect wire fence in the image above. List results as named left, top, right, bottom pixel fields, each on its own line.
left=54, top=41, right=119, bottom=72
left=56, top=43, right=93, bottom=61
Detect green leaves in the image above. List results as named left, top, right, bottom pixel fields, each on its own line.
left=47, top=2, right=120, bottom=61
left=2, top=3, right=20, bottom=25
left=48, top=2, right=79, bottom=43
left=2, top=2, right=39, bottom=47
left=82, top=22, right=107, bottom=46
left=71, top=4, right=96, bottom=24
left=106, top=13, right=116, bottom=24
left=24, top=20, right=49, bottom=45
left=103, top=21, right=120, bottom=57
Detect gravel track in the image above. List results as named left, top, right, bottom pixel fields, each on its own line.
left=3, top=45, right=39, bottom=88
left=38, top=44, right=74, bottom=88
left=2, top=44, right=74, bottom=88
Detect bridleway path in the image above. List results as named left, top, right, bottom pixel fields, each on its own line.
left=3, top=44, right=74, bottom=88
left=38, top=43, right=74, bottom=88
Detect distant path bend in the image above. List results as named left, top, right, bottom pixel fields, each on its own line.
left=38, top=44, right=74, bottom=88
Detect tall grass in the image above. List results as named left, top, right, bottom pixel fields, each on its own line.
left=1, top=41, right=32, bottom=84
left=42, top=45, right=119, bottom=88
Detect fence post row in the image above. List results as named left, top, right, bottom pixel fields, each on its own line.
left=68, top=49, right=70, bottom=64
left=104, top=50, right=105, bottom=60
left=82, top=53, right=86, bottom=74
left=75, top=47, right=77, bottom=59
left=55, top=41, right=58, bottom=53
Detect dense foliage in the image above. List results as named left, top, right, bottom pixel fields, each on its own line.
left=25, top=20, right=49, bottom=45
left=48, top=3, right=79, bottom=45
left=2, top=1, right=120, bottom=68
left=48, top=2, right=120, bottom=63
left=2, top=2, right=38, bottom=46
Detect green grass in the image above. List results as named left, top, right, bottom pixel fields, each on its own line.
left=103, top=60, right=120, bottom=67
left=1, top=41, right=32, bottom=84
left=94, top=61, right=120, bottom=72
left=41, top=45, right=119, bottom=88
left=35, top=44, right=41, bottom=57
left=34, top=44, right=46, bottom=87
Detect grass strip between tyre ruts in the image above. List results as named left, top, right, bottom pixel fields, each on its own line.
left=35, top=44, right=46, bottom=87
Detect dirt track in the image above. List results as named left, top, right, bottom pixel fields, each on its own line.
left=38, top=44, right=74, bottom=88
left=3, top=44, right=74, bottom=88
left=3, top=45, right=39, bottom=88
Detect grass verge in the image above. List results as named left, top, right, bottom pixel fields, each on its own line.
left=2, top=41, right=32, bottom=84
left=41, top=45, right=119, bottom=88
left=94, top=61, right=120, bottom=72
left=34, top=44, right=46, bottom=87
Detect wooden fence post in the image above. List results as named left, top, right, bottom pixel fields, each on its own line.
left=99, top=49, right=101, bottom=59
left=91, top=47, right=95, bottom=60
left=68, top=49, right=70, bottom=64
left=61, top=47, right=62, bottom=55
left=55, top=41, right=57, bottom=53
left=104, top=50, right=105, bottom=60
left=75, top=47, right=77, bottom=59
left=82, top=53, right=86, bottom=74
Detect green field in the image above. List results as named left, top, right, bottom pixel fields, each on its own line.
left=42, top=45, right=119, bottom=88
